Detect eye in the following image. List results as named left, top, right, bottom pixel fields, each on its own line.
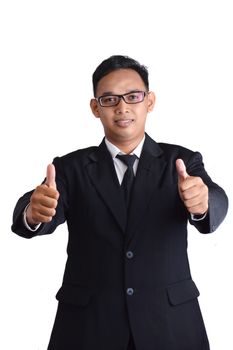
left=127, top=92, right=142, bottom=102
left=100, top=96, right=118, bottom=105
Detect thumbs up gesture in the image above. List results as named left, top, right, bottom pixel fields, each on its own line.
left=26, top=164, right=60, bottom=226
left=176, top=159, right=208, bottom=215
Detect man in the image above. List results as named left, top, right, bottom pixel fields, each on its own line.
left=12, top=55, right=228, bottom=350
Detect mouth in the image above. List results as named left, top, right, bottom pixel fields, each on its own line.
left=114, top=118, right=134, bottom=127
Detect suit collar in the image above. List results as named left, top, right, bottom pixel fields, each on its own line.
left=88, top=133, right=163, bottom=162
left=104, top=136, right=145, bottom=158
left=140, top=133, right=164, bottom=162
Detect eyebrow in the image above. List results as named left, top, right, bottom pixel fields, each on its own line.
left=100, top=91, right=114, bottom=96
left=100, top=89, right=143, bottom=96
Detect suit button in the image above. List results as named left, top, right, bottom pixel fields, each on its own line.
left=126, top=251, right=134, bottom=259
left=126, top=288, right=134, bottom=296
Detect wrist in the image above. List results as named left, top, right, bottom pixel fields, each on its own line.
left=23, top=204, right=41, bottom=231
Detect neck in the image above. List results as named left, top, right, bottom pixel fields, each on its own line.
left=106, top=134, right=145, bottom=154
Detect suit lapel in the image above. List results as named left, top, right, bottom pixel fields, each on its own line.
left=126, top=135, right=167, bottom=243
left=86, top=139, right=127, bottom=232
left=85, top=135, right=167, bottom=238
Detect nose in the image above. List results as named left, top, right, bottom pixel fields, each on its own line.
left=114, top=97, right=129, bottom=114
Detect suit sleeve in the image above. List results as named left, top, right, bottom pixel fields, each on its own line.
left=185, top=151, right=228, bottom=233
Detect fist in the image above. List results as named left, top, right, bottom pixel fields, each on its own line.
left=176, top=159, right=208, bottom=215
left=26, top=164, right=60, bottom=225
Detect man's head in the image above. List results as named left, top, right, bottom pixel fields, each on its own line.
left=90, top=55, right=155, bottom=153
left=92, top=55, right=149, bottom=97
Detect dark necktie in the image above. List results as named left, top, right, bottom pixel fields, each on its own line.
left=117, top=154, right=137, bottom=209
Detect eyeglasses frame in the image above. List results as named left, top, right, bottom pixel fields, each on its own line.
left=96, top=90, right=148, bottom=107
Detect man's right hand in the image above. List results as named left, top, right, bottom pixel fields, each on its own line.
left=26, top=164, right=60, bottom=226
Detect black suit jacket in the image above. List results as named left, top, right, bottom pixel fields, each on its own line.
left=12, top=134, right=228, bottom=350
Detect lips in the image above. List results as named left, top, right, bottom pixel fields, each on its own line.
left=114, top=118, right=134, bottom=127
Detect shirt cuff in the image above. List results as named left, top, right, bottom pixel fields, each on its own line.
left=23, top=204, right=42, bottom=232
left=190, top=212, right=207, bottom=221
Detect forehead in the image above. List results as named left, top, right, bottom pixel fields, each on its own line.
left=96, top=68, right=146, bottom=95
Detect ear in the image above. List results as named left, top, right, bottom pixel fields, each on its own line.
left=147, top=91, right=156, bottom=112
left=90, top=98, right=100, bottom=118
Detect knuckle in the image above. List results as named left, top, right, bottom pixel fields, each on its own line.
left=49, top=208, right=56, bottom=217
left=43, top=216, right=52, bottom=223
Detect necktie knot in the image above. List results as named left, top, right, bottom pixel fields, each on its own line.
left=116, top=154, right=137, bottom=169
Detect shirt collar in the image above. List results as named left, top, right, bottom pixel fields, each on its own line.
left=105, top=135, right=145, bottom=159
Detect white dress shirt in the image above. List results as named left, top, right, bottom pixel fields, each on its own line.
left=105, top=136, right=145, bottom=185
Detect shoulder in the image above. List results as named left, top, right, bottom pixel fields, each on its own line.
left=145, top=133, right=199, bottom=161
left=61, top=146, right=98, bottom=161
left=52, top=145, right=99, bottom=171
left=158, top=142, right=197, bottom=159
left=157, top=142, right=205, bottom=176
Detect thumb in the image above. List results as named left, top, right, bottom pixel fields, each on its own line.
left=176, top=159, right=189, bottom=181
left=45, top=164, right=57, bottom=189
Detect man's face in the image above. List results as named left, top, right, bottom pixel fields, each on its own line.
left=90, top=69, right=155, bottom=147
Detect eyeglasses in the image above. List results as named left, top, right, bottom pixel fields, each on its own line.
left=96, top=91, right=147, bottom=107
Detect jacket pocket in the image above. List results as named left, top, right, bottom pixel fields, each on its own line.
left=167, top=279, right=200, bottom=306
left=56, top=284, right=93, bottom=307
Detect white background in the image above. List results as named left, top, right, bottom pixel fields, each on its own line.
left=0, top=0, right=232, bottom=349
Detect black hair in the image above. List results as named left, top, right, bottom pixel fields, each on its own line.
left=92, top=55, right=149, bottom=97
